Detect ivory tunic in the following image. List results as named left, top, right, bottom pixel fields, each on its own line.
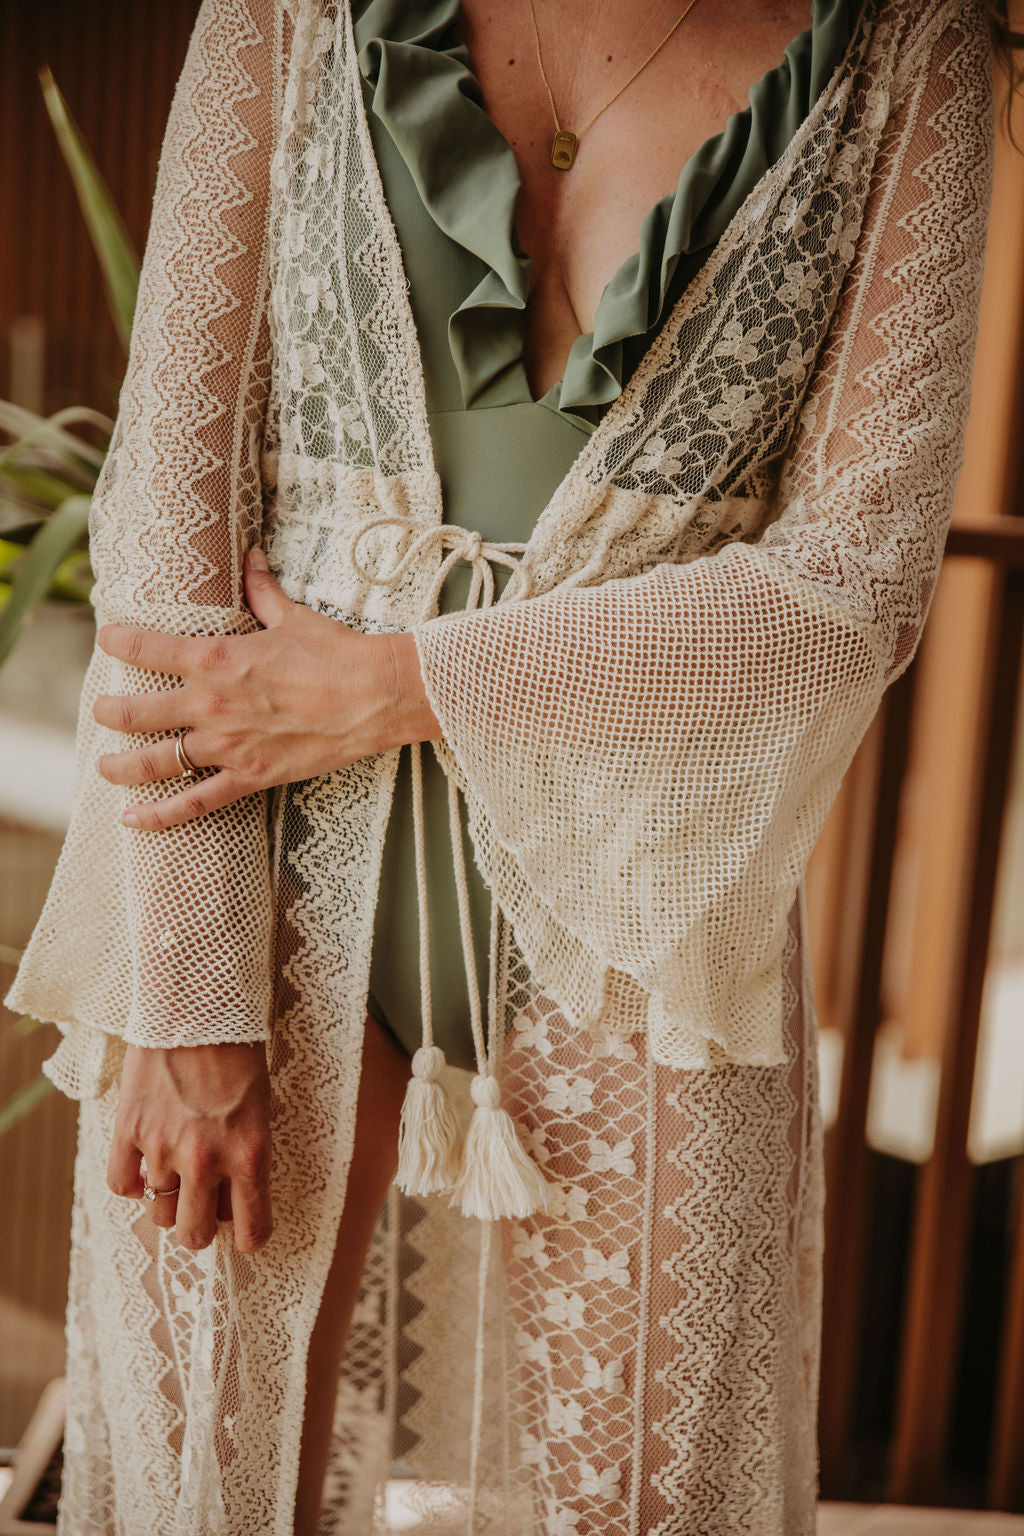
left=2, top=2, right=993, bottom=1531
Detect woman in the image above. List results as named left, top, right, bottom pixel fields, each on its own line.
left=5, top=0, right=1002, bottom=1531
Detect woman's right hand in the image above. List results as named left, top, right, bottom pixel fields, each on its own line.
left=106, top=1039, right=274, bottom=1254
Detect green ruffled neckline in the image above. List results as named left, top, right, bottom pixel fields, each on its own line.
left=354, top=0, right=860, bottom=424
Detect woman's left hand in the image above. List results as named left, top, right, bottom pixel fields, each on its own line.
left=93, top=547, right=441, bottom=830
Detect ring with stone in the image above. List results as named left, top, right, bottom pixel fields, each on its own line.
left=143, top=1177, right=181, bottom=1201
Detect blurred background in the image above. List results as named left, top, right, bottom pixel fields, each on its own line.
left=0, top=2, right=1022, bottom=1531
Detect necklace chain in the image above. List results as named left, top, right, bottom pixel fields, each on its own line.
left=525, top=0, right=705, bottom=169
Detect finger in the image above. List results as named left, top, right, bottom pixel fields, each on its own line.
left=243, top=547, right=292, bottom=629
left=97, top=624, right=203, bottom=679
left=121, top=768, right=251, bottom=830
left=226, top=1130, right=273, bottom=1254
left=106, top=1124, right=144, bottom=1200
left=174, top=1170, right=222, bottom=1253
left=92, top=686, right=191, bottom=736
left=139, top=1153, right=180, bottom=1230
left=228, top=1168, right=273, bottom=1253
left=217, top=1181, right=234, bottom=1223
left=98, top=732, right=213, bottom=789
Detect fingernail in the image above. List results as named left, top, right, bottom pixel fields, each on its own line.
left=122, top=811, right=140, bottom=827
left=246, top=547, right=269, bottom=571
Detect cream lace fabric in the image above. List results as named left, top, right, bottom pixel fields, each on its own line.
left=4, top=0, right=994, bottom=1531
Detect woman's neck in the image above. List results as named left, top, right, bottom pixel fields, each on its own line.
left=456, top=0, right=814, bottom=397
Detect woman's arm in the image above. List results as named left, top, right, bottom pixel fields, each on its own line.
left=6, top=0, right=287, bottom=1252
left=80, top=0, right=283, bottom=1052
left=407, top=1, right=997, bottom=1068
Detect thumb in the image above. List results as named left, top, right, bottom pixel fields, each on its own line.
left=243, top=546, right=291, bottom=628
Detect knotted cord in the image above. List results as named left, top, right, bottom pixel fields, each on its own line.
left=350, top=515, right=550, bottom=1220
left=349, top=513, right=528, bottom=1082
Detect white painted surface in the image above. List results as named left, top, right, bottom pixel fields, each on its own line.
left=0, top=714, right=76, bottom=835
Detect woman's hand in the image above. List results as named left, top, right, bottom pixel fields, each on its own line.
left=106, top=1040, right=273, bottom=1254
left=93, top=547, right=441, bottom=830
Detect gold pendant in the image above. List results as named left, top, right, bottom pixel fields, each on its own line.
left=550, top=130, right=578, bottom=170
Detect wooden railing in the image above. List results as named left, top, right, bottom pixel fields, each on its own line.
left=813, top=92, right=1024, bottom=1510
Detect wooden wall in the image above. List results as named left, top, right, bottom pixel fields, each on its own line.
left=0, top=824, right=75, bottom=1449
left=0, top=0, right=201, bottom=417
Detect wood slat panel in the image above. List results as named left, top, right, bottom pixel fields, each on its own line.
left=884, top=84, right=1024, bottom=1505
left=990, top=1112, right=1024, bottom=1506
left=0, top=822, right=76, bottom=1449
left=0, top=0, right=201, bottom=414
left=818, top=677, right=917, bottom=1493
left=818, top=1508, right=1024, bottom=1536
left=946, top=515, right=1024, bottom=565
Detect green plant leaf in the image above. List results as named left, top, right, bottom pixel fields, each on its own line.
left=0, top=943, right=24, bottom=966
left=0, top=1073, right=54, bottom=1136
left=48, top=547, right=94, bottom=603
left=40, top=67, right=140, bottom=353
left=12, top=1014, right=47, bottom=1037
left=0, top=459, right=80, bottom=511
left=0, top=400, right=109, bottom=477
left=0, top=495, right=91, bottom=666
left=0, top=506, right=50, bottom=538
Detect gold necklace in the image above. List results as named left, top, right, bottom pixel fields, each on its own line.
left=526, top=0, right=705, bottom=170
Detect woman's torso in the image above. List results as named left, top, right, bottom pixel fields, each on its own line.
left=456, top=0, right=817, bottom=397
left=358, top=0, right=862, bottom=1068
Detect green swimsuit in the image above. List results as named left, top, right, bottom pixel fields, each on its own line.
left=355, top=0, right=860, bottom=1070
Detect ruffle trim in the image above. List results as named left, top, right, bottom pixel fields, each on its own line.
left=354, top=0, right=859, bottom=417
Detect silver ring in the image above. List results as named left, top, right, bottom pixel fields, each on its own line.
left=143, top=1178, right=181, bottom=1202
left=175, top=732, right=199, bottom=780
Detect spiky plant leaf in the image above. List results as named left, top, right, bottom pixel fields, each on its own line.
left=0, top=495, right=91, bottom=666
left=0, top=401, right=110, bottom=476
left=40, top=66, right=140, bottom=353
left=0, top=1074, right=55, bottom=1135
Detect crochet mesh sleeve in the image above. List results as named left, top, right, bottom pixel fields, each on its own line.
left=413, top=5, right=994, bottom=1070
left=5, top=0, right=282, bottom=1074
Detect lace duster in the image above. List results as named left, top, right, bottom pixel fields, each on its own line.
left=5, top=0, right=994, bottom=1531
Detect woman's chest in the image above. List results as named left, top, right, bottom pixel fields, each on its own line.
left=456, top=0, right=814, bottom=392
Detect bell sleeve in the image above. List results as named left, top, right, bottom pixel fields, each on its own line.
left=410, top=2, right=996, bottom=1069
left=4, top=0, right=283, bottom=1096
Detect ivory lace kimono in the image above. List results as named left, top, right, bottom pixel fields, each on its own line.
left=5, top=0, right=994, bottom=1531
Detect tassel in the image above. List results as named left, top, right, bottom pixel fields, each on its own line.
left=395, top=1045, right=464, bottom=1197
left=450, top=1074, right=551, bottom=1221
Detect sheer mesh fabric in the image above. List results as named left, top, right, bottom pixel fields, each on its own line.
left=7, top=0, right=281, bottom=1060
left=414, top=9, right=994, bottom=1071
left=3, top=0, right=994, bottom=1532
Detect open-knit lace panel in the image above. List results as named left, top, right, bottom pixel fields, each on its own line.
left=495, top=897, right=820, bottom=1536
left=61, top=893, right=817, bottom=1536
left=309, top=893, right=820, bottom=1535
left=6, top=0, right=282, bottom=1057
left=414, top=0, right=995, bottom=1070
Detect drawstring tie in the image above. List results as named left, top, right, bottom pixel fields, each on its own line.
left=350, top=516, right=550, bottom=1221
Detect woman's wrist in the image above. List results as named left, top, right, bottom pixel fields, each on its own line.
left=380, top=631, right=443, bottom=752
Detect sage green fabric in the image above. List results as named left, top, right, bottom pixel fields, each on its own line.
left=355, top=0, right=860, bottom=1069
